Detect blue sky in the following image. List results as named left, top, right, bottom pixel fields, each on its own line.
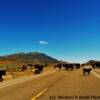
left=0, top=0, right=100, bottom=63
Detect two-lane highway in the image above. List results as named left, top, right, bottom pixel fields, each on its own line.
left=0, top=69, right=100, bottom=100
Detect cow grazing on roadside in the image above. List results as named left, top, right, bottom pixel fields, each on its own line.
left=93, top=63, right=100, bottom=69
left=0, top=70, right=6, bottom=82
left=21, top=65, right=27, bottom=71
left=81, top=64, right=86, bottom=67
left=63, top=64, right=74, bottom=71
left=34, top=64, right=44, bottom=74
left=54, top=64, right=62, bottom=71
left=27, top=64, right=33, bottom=70
left=73, top=63, right=80, bottom=69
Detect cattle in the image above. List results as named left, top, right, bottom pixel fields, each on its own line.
left=83, top=68, right=92, bottom=76
left=44, top=63, right=48, bottom=67
left=54, top=64, right=62, bottom=71
left=28, top=64, right=33, bottom=67
left=73, top=63, right=80, bottom=69
left=21, top=65, right=27, bottom=71
left=34, top=64, right=44, bottom=74
left=83, top=64, right=92, bottom=76
left=27, top=64, right=33, bottom=70
left=63, top=64, right=74, bottom=71
left=81, top=64, right=86, bottom=67
left=0, top=70, right=6, bottom=82
left=93, top=63, right=100, bottom=69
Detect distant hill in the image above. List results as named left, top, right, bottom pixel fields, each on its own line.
left=0, top=52, right=59, bottom=64
left=87, top=60, right=100, bottom=64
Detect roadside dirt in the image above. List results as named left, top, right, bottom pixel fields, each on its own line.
left=2, top=67, right=54, bottom=81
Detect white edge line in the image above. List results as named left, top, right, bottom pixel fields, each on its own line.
left=91, top=71, right=100, bottom=79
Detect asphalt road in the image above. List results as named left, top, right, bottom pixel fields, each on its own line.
left=0, top=69, right=100, bottom=100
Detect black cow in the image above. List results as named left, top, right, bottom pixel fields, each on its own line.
left=93, top=63, right=100, bottom=68
left=83, top=68, right=92, bottom=76
left=82, top=64, right=92, bottom=76
left=63, top=64, right=74, bottom=71
left=21, top=65, right=27, bottom=71
left=27, top=64, right=33, bottom=70
left=54, top=64, right=62, bottom=71
left=73, top=64, right=80, bottom=69
left=0, top=70, right=6, bottom=82
left=81, top=63, right=87, bottom=67
left=34, top=64, right=44, bottom=74
left=28, top=64, right=33, bottom=67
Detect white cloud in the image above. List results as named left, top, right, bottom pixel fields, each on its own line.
left=38, top=41, right=48, bottom=45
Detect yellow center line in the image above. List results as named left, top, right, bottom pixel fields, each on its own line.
left=31, top=88, right=48, bottom=100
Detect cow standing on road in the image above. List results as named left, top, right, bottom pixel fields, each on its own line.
left=83, top=64, right=92, bottom=76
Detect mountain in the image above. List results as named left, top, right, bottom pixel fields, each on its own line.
left=0, top=52, right=58, bottom=64
left=87, top=60, right=100, bottom=64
